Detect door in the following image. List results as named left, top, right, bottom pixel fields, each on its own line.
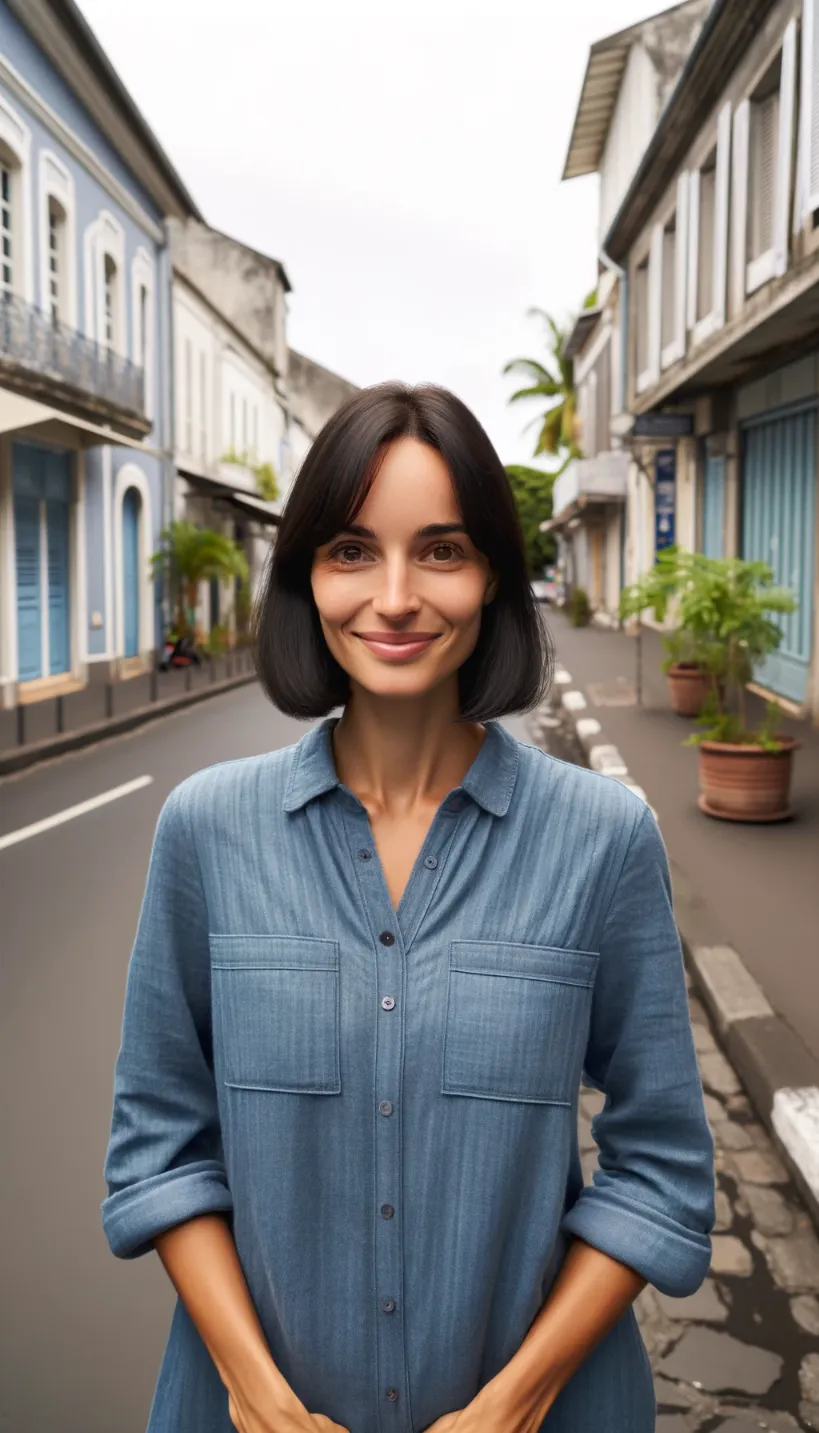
left=122, top=487, right=140, bottom=658
left=741, top=404, right=817, bottom=704
left=46, top=498, right=71, bottom=674
left=701, top=453, right=726, bottom=558
left=14, top=495, right=42, bottom=681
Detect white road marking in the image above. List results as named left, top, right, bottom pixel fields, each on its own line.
left=0, top=775, right=154, bottom=852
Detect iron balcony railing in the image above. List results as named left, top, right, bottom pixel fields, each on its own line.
left=0, top=291, right=145, bottom=416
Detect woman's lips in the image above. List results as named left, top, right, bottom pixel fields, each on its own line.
left=354, top=632, right=440, bottom=661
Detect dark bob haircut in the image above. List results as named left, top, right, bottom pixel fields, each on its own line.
left=252, top=381, right=553, bottom=722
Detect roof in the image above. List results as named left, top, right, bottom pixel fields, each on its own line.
left=564, top=308, right=602, bottom=361
left=207, top=224, right=292, bottom=295
left=603, top=0, right=776, bottom=261
left=10, top=0, right=202, bottom=220
left=562, top=0, right=708, bottom=182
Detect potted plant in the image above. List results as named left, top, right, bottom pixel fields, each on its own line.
left=619, top=546, right=722, bottom=717
left=570, top=586, right=591, bottom=627
left=151, top=521, right=249, bottom=641
left=676, top=554, right=798, bottom=821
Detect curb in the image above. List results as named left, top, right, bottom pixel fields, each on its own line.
left=526, top=664, right=819, bottom=1229
left=0, top=670, right=259, bottom=777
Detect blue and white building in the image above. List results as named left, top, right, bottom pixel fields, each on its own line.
left=0, top=0, right=199, bottom=720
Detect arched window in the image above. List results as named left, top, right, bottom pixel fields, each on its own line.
left=0, top=95, right=33, bottom=304
left=39, top=151, right=76, bottom=327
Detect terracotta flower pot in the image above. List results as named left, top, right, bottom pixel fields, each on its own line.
left=667, top=663, right=714, bottom=718
left=697, top=738, right=800, bottom=823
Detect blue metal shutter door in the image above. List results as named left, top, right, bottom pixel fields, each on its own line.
left=122, top=488, right=140, bottom=658
left=14, top=496, right=42, bottom=681
left=702, top=454, right=726, bottom=558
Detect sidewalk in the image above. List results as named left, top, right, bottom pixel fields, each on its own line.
left=534, top=609, right=819, bottom=1220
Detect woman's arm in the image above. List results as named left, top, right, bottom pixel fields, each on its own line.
left=477, top=1239, right=645, bottom=1429
left=153, top=1215, right=328, bottom=1431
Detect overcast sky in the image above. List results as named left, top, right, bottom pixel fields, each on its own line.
left=79, top=0, right=658, bottom=468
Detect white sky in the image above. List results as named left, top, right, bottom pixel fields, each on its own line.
left=79, top=0, right=659, bottom=467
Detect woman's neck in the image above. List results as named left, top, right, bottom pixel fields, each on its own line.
left=331, top=684, right=487, bottom=819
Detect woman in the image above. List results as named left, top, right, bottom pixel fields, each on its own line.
left=102, top=382, right=715, bottom=1433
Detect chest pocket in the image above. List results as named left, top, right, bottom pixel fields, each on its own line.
left=442, top=941, right=598, bottom=1106
left=210, top=935, right=340, bottom=1094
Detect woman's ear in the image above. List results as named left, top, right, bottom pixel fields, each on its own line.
left=483, top=574, right=499, bottom=606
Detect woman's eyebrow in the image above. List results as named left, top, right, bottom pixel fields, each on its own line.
left=335, top=523, right=468, bottom=539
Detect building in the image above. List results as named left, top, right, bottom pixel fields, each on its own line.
left=168, top=218, right=291, bottom=640
left=0, top=0, right=198, bottom=735
left=552, top=0, right=711, bottom=624
left=602, top=0, right=819, bottom=721
left=284, top=347, right=359, bottom=503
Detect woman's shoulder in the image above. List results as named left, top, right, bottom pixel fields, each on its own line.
left=160, top=737, right=302, bottom=831
left=512, top=732, right=651, bottom=844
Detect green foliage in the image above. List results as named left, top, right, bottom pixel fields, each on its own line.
left=202, top=622, right=229, bottom=656
left=150, top=521, right=249, bottom=637
left=504, top=464, right=557, bottom=575
left=221, top=448, right=279, bottom=502
left=570, top=586, right=591, bottom=627
left=621, top=547, right=797, bottom=744
left=502, top=307, right=579, bottom=462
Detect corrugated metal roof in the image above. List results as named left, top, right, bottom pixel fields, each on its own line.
left=562, top=1, right=709, bottom=183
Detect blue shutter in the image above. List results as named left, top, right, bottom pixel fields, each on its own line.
left=122, top=488, right=141, bottom=658
left=702, top=454, right=726, bottom=558
left=741, top=404, right=817, bottom=703
left=46, top=498, right=71, bottom=675
left=14, top=495, right=42, bottom=681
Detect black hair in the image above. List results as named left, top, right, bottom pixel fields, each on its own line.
left=252, top=381, right=553, bottom=721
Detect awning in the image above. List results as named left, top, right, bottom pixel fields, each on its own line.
left=0, top=390, right=159, bottom=453
left=181, top=467, right=280, bottom=526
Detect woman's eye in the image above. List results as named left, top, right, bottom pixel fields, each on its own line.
left=428, top=543, right=462, bottom=562
left=330, top=543, right=367, bottom=564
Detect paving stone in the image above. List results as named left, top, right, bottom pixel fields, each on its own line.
left=654, top=1376, right=698, bottom=1410
left=726, top=1094, right=754, bottom=1118
left=655, top=1280, right=728, bottom=1323
left=800, top=1401, right=819, bottom=1431
left=801, top=1353, right=819, bottom=1403
left=714, top=1120, right=755, bottom=1151
left=761, top=1229, right=819, bottom=1293
left=740, top=1184, right=794, bottom=1237
left=729, top=1149, right=790, bottom=1185
left=704, top=1092, right=728, bottom=1123
left=577, top=1112, right=596, bottom=1152
left=715, top=1415, right=799, bottom=1432
left=790, top=1294, right=819, bottom=1335
left=699, top=1050, right=743, bottom=1097
left=710, top=1235, right=754, bottom=1277
left=656, top=1417, right=690, bottom=1432
left=579, top=1087, right=605, bottom=1119
left=658, top=1327, right=783, bottom=1395
left=580, top=1148, right=598, bottom=1186
left=693, top=1022, right=718, bottom=1055
left=714, top=1188, right=734, bottom=1232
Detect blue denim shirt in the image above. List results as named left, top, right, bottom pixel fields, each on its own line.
left=102, top=717, right=714, bottom=1433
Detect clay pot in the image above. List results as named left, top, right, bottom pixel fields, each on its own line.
left=667, top=663, right=715, bottom=718
left=697, top=738, right=800, bottom=823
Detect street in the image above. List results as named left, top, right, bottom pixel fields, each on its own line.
left=1, top=685, right=818, bottom=1432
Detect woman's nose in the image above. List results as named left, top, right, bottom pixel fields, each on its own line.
left=371, top=557, right=421, bottom=617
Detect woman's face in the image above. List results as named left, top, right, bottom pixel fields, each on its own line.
left=311, top=436, right=497, bottom=702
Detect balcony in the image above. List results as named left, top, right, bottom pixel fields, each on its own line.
left=550, top=451, right=629, bottom=527
left=0, top=293, right=149, bottom=439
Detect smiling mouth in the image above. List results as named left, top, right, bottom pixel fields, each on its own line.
left=353, top=631, right=442, bottom=660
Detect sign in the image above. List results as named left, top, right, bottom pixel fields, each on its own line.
left=633, top=412, right=694, bottom=438
left=654, top=448, right=676, bottom=551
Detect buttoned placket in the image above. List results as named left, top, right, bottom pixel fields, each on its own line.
left=340, top=787, right=466, bottom=1431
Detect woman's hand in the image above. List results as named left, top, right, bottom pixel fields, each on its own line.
left=227, top=1380, right=350, bottom=1433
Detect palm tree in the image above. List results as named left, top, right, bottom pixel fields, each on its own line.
left=502, top=308, right=578, bottom=466
left=150, top=521, right=250, bottom=637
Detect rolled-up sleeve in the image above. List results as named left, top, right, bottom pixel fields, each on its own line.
left=561, top=802, right=714, bottom=1297
left=101, top=781, right=233, bottom=1259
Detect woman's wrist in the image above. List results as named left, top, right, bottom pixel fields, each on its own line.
left=478, top=1357, right=560, bottom=1432
left=215, top=1340, right=299, bottom=1417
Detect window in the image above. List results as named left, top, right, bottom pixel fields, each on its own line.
left=660, top=216, right=677, bottom=354
left=185, top=338, right=193, bottom=454
left=1, top=162, right=12, bottom=296
left=47, top=198, right=66, bottom=322
left=199, top=352, right=207, bottom=460
left=252, top=405, right=259, bottom=460
left=137, top=284, right=147, bottom=363
left=103, top=253, right=117, bottom=349
left=748, top=61, right=781, bottom=266
left=242, top=396, right=248, bottom=451
left=635, top=256, right=650, bottom=382
left=697, top=151, right=717, bottom=322
left=230, top=391, right=236, bottom=450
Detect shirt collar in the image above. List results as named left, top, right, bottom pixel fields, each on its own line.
left=283, top=716, right=519, bottom=817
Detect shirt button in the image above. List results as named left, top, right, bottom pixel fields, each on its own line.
left=423, top=854, right=438, bottom=869
left=379, top=1100, right=393, bottom=1116
left=386, top=1388, right=399, bottom=1402
left=358, top=848, right=372, bottom=861
left=379, top=930, right=395, bottom=946
left=381, top=1298, right=396, bottom=1313
left=381, top=996, right=395, bottom=1011
left=381, top=1203, right=395, bottom=1219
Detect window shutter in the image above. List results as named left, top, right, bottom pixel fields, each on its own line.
left=648, top=222, right=663, bottom=382
left=674, top=173, right=689, bottom=357
left=661, top=225, right=677, bottom=351
left=732, top=99, right=750, bottom=308
left=806, top=0, right=819, bottom=213
left=774, top=18, right=797, bottom=276
left=713, top=102, right=732, bottom=326
left=687, top=170, right=700, bottom=332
